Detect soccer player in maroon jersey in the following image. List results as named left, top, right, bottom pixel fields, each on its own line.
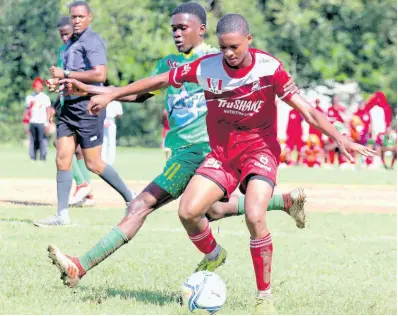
left=85, top=14, right=375, bottom=314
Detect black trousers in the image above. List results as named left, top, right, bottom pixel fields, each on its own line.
left=29, top=123, right=46, bottom=160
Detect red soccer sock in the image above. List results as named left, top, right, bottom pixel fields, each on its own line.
left=188, top=222, right=217, bottom=254
left=250, top=233, right=273, bottom=291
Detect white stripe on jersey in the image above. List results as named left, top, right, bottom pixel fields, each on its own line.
left=197, top=52, right=281, bottom=93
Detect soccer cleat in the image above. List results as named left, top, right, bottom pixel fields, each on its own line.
left=194, top=246, right=227, bottom=273
left=33, top=215, right=71, bottom=227
left=47, top=245, right=86, bottom=288
left=283, top=188, right=306, bottom=229
left=254, top=293, right=276, bottom=315
left=82, top=194, right=96, bottom=207
left=69, top=182, right=92, bottom=207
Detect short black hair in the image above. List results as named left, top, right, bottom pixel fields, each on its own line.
left=172, top=2, right=206, bottom=25
left=216, top=14, right=249, bottom=36
left=57, top=16, right=71, bottom=28
left=69, top=1, right=91, bottom=13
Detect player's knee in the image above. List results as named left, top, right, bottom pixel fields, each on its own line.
left=125, top=197, right=154, bottom=219
left=85, top=158, right=102, bottom=174
left=205, top=205, right=223, bottom=221
left=245, top=205, right=267, bottom=225
left=179, top=200, right=201, bottom=222
left=56, top=154, right=69, bottom=170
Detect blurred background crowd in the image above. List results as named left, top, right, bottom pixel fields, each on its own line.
left=0, top=0, right=396, bottom=169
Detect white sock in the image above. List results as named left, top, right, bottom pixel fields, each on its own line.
left=258, top=289, right=272, bottom=299
left=58, top=208, right=69, bottom=219
left=205, top=244, right=221, bottom=260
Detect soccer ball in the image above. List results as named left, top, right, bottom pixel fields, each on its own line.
left=182, top=271, right=227, bottom=314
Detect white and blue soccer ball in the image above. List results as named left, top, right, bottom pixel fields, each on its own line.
left=182, top=271, right=227, bottom=314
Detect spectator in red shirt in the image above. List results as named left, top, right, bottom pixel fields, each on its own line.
left=327, top=95, right=345, bottom=124
left=353, top=100, right=372, bottom=145
left=285, top=108, right=304, bottom=165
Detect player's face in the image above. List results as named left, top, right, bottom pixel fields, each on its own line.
left=218, top=32, right=252, bottom=68
left=58, top=25, right=73, bottom=44
left=171, top=13, right=205, bottom=53
left=70, top=5, right=92, bottom=34
left=33, top=85, right=43, bottom=94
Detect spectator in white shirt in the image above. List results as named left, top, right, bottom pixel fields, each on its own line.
left=101, top=101, right=123, bottom=165
left=24, top=77, right=51, bottom=160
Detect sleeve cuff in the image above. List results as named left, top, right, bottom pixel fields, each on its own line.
left=279, top=91, right=294, bottom=101
left=168, top=70, right=183, bottom=88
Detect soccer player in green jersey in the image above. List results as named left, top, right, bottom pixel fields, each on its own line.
left=47, top=2, right=305, bottom=288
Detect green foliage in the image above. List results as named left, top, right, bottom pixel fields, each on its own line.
left=0, top=0, right=60, bottom=141
left=0, top=0, right=396, bottom=145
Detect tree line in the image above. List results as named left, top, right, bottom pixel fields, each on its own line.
left=0, top=0, right=396, bottom=145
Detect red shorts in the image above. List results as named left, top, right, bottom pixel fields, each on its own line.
left=196, top=137, right=280, bottom=200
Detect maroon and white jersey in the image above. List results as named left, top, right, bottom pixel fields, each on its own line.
left=168, top=48, right=295, bottom=156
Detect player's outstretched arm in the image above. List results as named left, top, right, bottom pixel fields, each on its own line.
left=286, top=94, right=377, bottom=161
left=87, top=72, right=170, bottom=115
left=59, top=79, right=154, bottom=103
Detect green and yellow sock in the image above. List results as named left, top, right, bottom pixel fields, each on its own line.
left=72, top=156, right=85, bottom=186
left=267, top=194, right=285, bottom=211
left=237, top=194, right=285, bottom=216
left=79, top=227, right=129, bottom=271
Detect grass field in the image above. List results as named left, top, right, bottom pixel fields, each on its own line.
left=0, top=144, right=396, bottom=315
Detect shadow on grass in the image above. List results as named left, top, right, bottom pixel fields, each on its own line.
left=0, top=200, right=52, bottom=207
left=0, top=217, right=33, bottom=224
left=80, top=286, right=183, bottom=306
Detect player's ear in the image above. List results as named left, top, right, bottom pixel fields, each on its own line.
left=88, top=12, right=93, bottom=23
left=199, top=24, right=206, bottom=37
left=247, top=34, right=253, bottom=45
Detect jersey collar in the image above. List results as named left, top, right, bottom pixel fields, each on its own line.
left=182, top=42, right=207, bottom=59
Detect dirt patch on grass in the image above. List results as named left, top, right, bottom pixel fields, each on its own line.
left=0, top=179, right=395, bottom=214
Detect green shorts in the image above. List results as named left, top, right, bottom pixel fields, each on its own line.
left=154, top=142, right=211, bottom=199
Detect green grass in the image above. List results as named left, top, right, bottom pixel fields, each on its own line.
left=0, top=207, right=396, bottom=314
left=0, top=144, right=396, bottom=314
left=0, top=144, right=396, bottom=185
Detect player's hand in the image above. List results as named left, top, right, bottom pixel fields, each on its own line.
left=60, top=79, right=89, bottom=97
left=50, top=66, right=65, bottom=79
left=46, top=78, right=61, bottom=92
left=337, top=138, right=377, bottom=162
left=284, top=77, right=300, bottom=95
left=46, top=107, right=56, bottom=124
left=87, top=94, right=113, bottom=116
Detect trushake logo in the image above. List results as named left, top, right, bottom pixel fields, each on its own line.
left=217, top=99, right=264, bottom=113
